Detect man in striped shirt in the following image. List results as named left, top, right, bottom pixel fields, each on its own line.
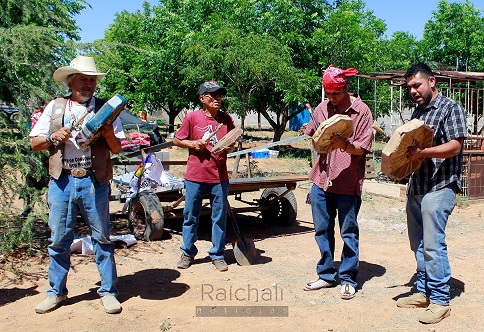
left=396, top=63, right=467, bottom=324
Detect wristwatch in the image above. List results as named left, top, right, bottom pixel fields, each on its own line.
left=45, top=134, right=53, bottom=144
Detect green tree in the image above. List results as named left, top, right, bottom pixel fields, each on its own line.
left=0, top=0, right=85, bottom=252
left=183, top=24, right=302, bottom=141
left=0, top=0, right=85, bottom=104
left=312, top=0, right=385, bottom=72
left=308, top=0, right=387, bottom=118
left=95, top=1, right=193, bottom=132
left=367, top=32, right=423, bottom=119
left=378, top=32, right=421, bottom=71
left=96, top=0, right=338, bottom=138
left=97, top=0, right=476, bottom=138
left=182, top=0, right=332, bottom=137
left=422, top=0, right=484, bottom=71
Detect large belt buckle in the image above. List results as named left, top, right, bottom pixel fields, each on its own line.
left=71, top=168, right=87, bottom=177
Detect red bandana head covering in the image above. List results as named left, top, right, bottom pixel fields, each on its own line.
left=322, top=64, right=358, bottom=93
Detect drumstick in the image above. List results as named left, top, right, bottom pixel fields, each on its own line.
left=372, top=123, right=388, bottom=138
left=202, top=123, right=223, bottom=143
left=305, top=102, right=319, bottom=128
left=70, top=105, right=94, bottom=131
left=53, top=105, right=94, bottom=146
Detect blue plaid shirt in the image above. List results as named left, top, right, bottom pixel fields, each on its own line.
left=409, top=93, right=467, bottom=195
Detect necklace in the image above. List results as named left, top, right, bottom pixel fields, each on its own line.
left=203, top=109, right=220, bottom=126
left=68, top=99, right=77, bottom=124
left=68, top=98, right=90, bottom=130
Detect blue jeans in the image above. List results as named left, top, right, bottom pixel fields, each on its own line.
left=310, top=184, right=361, bottom=286
left=180, top=180, right=229, bottom=260
left=47, top=173, right=118, bottom=297
left=406, top=185, right=456, bottom=305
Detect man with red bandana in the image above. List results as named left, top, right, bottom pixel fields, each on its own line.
left=303, top=65, right=373, bottom=299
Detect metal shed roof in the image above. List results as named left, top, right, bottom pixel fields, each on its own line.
left=357, top=70, right=484, bottom=85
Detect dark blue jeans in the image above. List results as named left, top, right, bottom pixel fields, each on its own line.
left=180, top=180, right=229, bottom=260
left=310, top=184, right=361, bottom=287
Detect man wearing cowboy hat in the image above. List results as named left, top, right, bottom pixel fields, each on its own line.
left=30, top=56, right=125, bottom=314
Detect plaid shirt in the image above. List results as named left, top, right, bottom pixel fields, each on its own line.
left=409, top=93, right=467, bottom=195
left=304, top=95, right=373, bottom=195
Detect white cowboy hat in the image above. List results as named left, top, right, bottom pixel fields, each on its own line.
left=53, top=56, right=107, bottom=82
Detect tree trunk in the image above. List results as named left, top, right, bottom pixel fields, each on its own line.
left=273, top=124, right=285, bottom=142
left=165, top=102, right=183, bottom=134
left=166, top=112, right=180, bottom=134
left=241, top=114, right=246, bottom=132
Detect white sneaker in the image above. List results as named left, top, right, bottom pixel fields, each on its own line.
left=340, top=284, right=356, bottom=299
left=101, top=295, right=122, bottom=314
left=35, top=295, right=67, bottom=314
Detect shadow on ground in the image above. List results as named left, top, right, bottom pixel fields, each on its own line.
left=391, top=273, right=465, bottom=301
left=62, top=268, right=189, bottom=306
left=0, top=286, right=40, bottom=307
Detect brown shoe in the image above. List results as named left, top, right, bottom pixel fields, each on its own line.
left=396, top=293, right=430, bottom=308
left=177, top=254, right=194, bottom=269
left=212, top=259, right=228, bottom=272
left=419, top=303, right=450, bottom=324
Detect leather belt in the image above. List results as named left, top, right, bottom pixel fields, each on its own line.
left=61, top=168, right=92, bottom=178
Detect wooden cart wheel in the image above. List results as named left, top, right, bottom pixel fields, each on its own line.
left=128, top=191, right=164, bottom=241
left=260, top=187, right=297, bottom=226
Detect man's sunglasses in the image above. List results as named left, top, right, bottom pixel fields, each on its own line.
left=204, top=91, right=224, bottom=98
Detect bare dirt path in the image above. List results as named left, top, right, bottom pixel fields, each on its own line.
left=1, top=144, right=483, bottom=332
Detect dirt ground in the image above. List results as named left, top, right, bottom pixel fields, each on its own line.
left=1, top=139, right=484, bottom=332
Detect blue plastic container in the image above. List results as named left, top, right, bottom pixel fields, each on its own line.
left=250, top=149, right=270, bottom=158
left=289, top=106, right=310, bottom=131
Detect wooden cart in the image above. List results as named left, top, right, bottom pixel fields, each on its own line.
left=111, top=141, right=308, bottom=241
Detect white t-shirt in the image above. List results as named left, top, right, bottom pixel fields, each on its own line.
left=30, top=98, right=126, bottom=169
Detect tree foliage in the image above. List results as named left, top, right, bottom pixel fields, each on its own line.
left=0, top=0, right=85, bottom=250
left=95, top=0, right=389, bottom=140
left=378, top=32, right=422, bottom=72
left=3, top=0, right=484, bottom=252
left=91, top=0, right=484, bottom=136
left=93, top=2, right=193, bottom=130
left=422, top=0, right=484, bottom=71
left=0, top=0, right=85, bottom=105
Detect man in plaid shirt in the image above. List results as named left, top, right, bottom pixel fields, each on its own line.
left=396, top=63, right=467, bottom=324
left=303, top=65, right=373, bottom=300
